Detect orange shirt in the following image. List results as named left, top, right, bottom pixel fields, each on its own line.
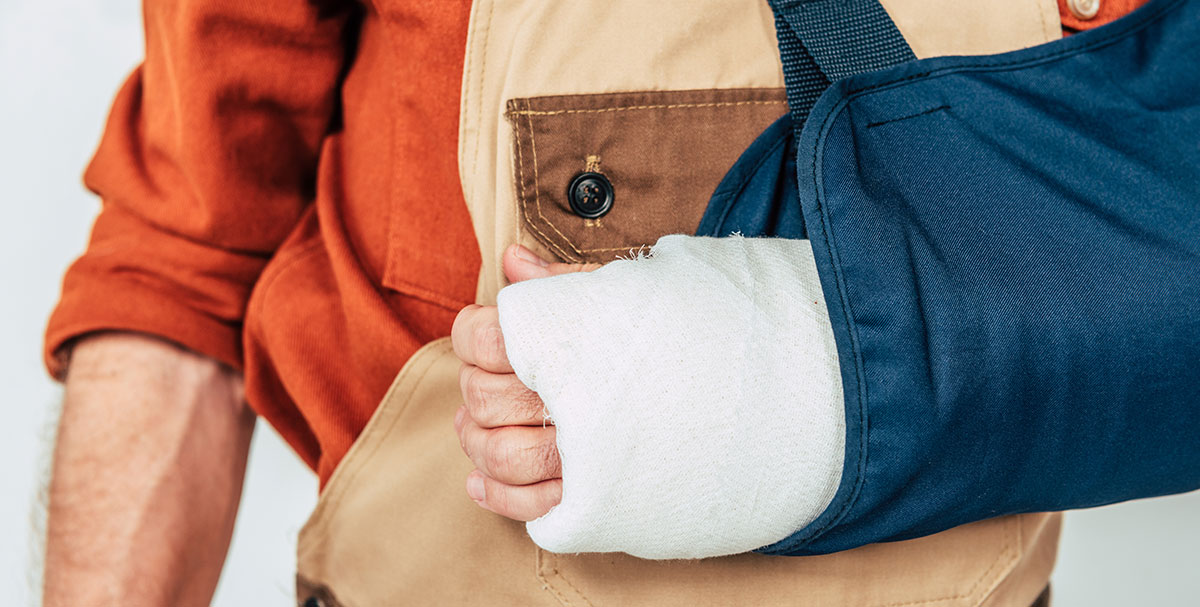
left=1059, top=0, right=1149, bottom=32
left=46, top=0, right=478, bottom=485
left=45, top=0, right=1147, bottom=486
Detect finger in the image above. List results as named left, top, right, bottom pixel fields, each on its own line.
left=454, top=404, right=469, bottom=433
left=457, top=417, right=561, bottom=485
left=459, top=364, right=548, bottom=428
left=503, top=244, right=602, bottom=283
left=451, top=305, right=513, bottom=373
left=467, top=471, right=563, bottom=522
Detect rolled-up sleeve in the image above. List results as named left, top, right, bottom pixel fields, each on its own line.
left=45, top=0, right=353, bottom=378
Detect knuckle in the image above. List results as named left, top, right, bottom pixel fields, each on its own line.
left=513, top=386, right=545, bottom=418
left=484, top=430, right=555, bottom=482
left=541, top=480, right=563, bottom=510
left=489, top=380, right=539, bottom=425
left=451, top=306, right=478, bottom=343
left=459, top=424, right=476, bottom=459
left=458, top=363, right=471, bottom=394
left=492, top=391, right=521, bottom=425
left=483, top=432, right=511, bottom=475
left=462, top=369, right=489, bottom=412
left=506, top=445, right=536, bottom=478
left=536, top=479, right=561, bottom=509
left=474, top=324, right=507, bottom=367
left=485, top=480, right=510, bottom=513
left=530, top=439, right=560, bottom=479
left=513, top=436, right=558, bottom=481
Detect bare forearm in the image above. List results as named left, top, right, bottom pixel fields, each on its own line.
left=44, top=333, right=255, bottom=607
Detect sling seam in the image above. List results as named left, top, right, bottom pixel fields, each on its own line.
left=841, top=0, right=1177, bottom=101
left=865, top=105, right=950, bottom=129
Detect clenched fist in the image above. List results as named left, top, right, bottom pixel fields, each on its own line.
left=451, top=245, right=598, bottom=521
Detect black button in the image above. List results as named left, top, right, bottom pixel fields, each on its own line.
left=303, top=597, right=324, bottom=607
left=567, top=172, right=614, bottom=219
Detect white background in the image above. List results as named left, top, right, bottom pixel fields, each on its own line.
left=1, top=1, right=1197, bottom=605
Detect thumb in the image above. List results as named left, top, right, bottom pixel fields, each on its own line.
left=503, top=244, right=602, bottom=283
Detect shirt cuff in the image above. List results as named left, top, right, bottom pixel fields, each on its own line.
left=45, top=272, right=243, bottom=380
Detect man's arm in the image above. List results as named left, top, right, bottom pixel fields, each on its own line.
left=43, top=0, right=354, bottom=597
left=44, top=333, right=254, bottom=607
left=453, top=242, right=843, bottom=559
left=457, top=238, right=843, bottom=560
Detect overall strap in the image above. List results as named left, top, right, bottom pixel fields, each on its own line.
left=767, top=0, right=915, bottom=123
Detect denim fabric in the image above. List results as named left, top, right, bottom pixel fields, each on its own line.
left=708, top=0, right=1200, bottom=555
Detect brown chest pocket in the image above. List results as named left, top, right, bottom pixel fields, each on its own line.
left=506, top=88, right=788, bottom=263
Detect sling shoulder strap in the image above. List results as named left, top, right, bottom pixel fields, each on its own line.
left=768, top=0, right=915, bottom=124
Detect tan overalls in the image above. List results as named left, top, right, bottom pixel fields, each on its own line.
left=296, top=1, right=1065, bottom=604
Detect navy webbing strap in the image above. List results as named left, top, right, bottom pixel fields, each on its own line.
left=767, top=0, right=915, bottom=124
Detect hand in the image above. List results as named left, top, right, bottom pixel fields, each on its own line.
left=451, top=245, right=598, bottom=521
left=492, top=236, right=845, bottom=558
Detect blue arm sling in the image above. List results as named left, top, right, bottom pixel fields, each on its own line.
left=701, top=0, right=1200, bottom=555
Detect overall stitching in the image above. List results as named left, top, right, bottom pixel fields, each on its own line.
left=512, top=99, right=788, bottom=257
left=465, top=0, right=494, bottom=204
left=516, top=104, right=578, bottom=261
left=538, top=551, right=597, bottom=607
left=877, top=519, right=1019, bottom=607
left=534, top=550, right=575, bottom=606
left=506, top=99, right=785, bottom=117
left=298, top=339, right=453, bottom=553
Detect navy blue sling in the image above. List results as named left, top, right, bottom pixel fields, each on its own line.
left=701, top=0, right=1200, bottom=555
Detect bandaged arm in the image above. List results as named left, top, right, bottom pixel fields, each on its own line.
left=498, top=230, right=1200, bottom=559
left=497, top=234, right=844, bottom=559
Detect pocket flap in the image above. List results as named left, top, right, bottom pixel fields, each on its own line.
left=506, top=88, right=788, bottom=263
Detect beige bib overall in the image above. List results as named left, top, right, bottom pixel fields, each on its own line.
left=296, top=2, right=1065, bottom=605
